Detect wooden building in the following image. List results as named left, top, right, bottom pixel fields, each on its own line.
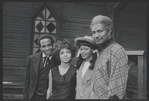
left=3, top=2, right=147, bottom=99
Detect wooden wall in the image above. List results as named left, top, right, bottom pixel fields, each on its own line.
left=114, top=2, right=147, bottom=99
left=3, top=2, right=108, bottom=98
left=3, top=2, right=34, bottom=85
left=59, top=2, right=107, bottom=39
left=3, top=2, right=147, bottom=99
left=114, top=2, right=147, bottom=51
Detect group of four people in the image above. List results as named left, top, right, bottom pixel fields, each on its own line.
left=23, top=15, right=129, bottom=99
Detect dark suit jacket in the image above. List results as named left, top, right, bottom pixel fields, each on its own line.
left=23, top=52, right=60, bottom=99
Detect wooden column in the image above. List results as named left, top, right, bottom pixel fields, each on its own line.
left=138, top=55, right=144, bottom=99
left=126, top=51, right=146, bottom=99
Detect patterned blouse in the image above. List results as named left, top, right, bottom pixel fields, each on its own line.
left=93, top=39, right=129, bottom=99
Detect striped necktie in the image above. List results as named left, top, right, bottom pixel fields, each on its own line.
left=43, top=56, right=50, bottom=68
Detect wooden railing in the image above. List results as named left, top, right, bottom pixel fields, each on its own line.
left=126, top=51, right=146, bottom=99
left=3, top=81, right=23, bottom=99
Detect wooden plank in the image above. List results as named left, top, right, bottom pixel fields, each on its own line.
left=126, top=88, right=138, bottom=93
left=3, top=94, right=23, bottom=99
left=138, top=56, right=144, bottom=99
left=143, top=56, right=147, bottom=99
left=3, top=2, right=33, bottom=18
left=3, top=75, right=24, bottom=83
left=3, top=67, right=25, bottom=76
left=126, top=90, right=138, bottom=99
left=3, top=53, right=27, bottom=59
left=3, top=32, right=28, bottom=40
left=62, top=2, right=106, bottom=20
left=3, top=81, right=23, bottom=86
left=62, top=18, right=91, bottom=25
left=3, top=58, right=26, bottom=67
left=126, top=51, right=144, bottom=55
left=61, top=22, right=90, bottom=31
left=3, top=82, right=23, bottom=89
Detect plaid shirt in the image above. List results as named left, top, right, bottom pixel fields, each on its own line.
left=93, top=39, right=129, bottom=99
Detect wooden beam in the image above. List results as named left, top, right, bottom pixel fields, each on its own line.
left=126, top=51, right=144, bottom=55
left=126, top=50, right=146, bottom=99
left=138, top=56, right=144, bottom=99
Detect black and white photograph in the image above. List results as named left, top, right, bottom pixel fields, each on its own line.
left=3, top=1, right=147, bottom=99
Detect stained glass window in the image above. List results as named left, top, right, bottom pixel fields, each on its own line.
left=33, top=5, right=56, bottom=54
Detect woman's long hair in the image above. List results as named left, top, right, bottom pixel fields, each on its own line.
left=76, top=41, right=98, bottom=70
left=76, top=53, right=97, bottom=70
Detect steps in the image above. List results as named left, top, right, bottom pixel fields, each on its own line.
left=3, top=81, right=23, bottom=99
left=3, top=94, right=23, bottom=99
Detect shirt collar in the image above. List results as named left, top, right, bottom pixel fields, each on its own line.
left=42, top=52, right=52, bottom=59
left=100, top=37, right=115, bottom=50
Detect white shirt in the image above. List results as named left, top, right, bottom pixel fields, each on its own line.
left=42, top=53, right=52, bottom=67
left=82, top=61, right=90, bottom=78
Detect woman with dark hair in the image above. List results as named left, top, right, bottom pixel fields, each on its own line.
left=46, top=39, right=77, bottom=99
left=75, top=36, right=99, bottom=99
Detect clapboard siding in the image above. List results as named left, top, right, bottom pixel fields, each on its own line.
left=115, top=2, right=147, bottom=51
left=61, top=21, right=90, bottom=31
left=3, top=16, right=29, bottom=26
left=3, top=2, right=32, bottom=76
left=3, top=38, right=28, bottom=58
left=61, top=25, right=91, bottom=38
left=61, top=22, right=91, bottom=37
left=62, top=2, right=106, bottom=19
left=3, top=39, right=27, bottom=46
left=3, top=75, right=24, bottom=83
left=59, top=2, right=107, bottom=38
left=3, top=53, right=27, bottom=59
left=3, top=67, right=25, bottom=77
left=3, top=58, right=26, bottom=67
left=62, top=18, right=91, bottom=25
left=3, top=2, right=33, bottom=81
left=3, top=2, right=33, bottom=17
left=3, top=32, right=28, bottom=39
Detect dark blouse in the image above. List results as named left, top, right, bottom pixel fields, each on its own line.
left=49, top=65, right=77, bottom=99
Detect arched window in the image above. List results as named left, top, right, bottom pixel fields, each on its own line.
left=32, top=4, right=57, bottom=54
